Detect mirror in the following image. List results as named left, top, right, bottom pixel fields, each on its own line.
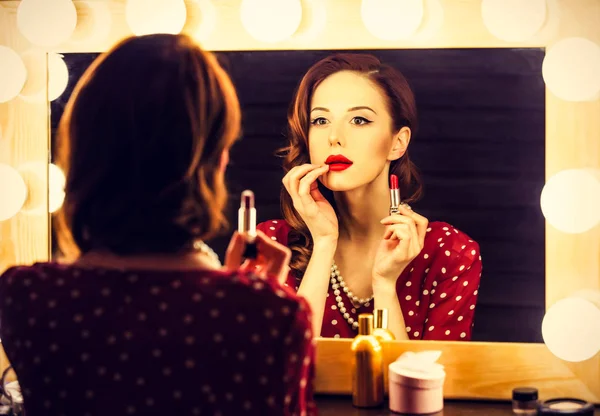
left=50, top=47, right=545, bottom=344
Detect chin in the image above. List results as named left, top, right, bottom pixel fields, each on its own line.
left=320, top=176, right=358, bottom=192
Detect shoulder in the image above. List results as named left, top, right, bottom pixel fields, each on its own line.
left=423, top=221, right=481, bottom=264
left=220, top=270, right=312, bottom=332
left=0, top=263, right=54, bottom=289
left=257, top=219, right=291, bottom=245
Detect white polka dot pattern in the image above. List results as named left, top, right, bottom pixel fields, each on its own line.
left=0, top=259, right=317, bottom=415
left=257, top=219, right=482, bottom=342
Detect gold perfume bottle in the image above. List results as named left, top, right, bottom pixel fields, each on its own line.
left=351, top=313, right=384, bottom=408
left=372, top=309, right=395, bottom=342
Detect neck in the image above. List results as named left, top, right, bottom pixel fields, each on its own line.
left=335, top=172, right=391, bottom=243
left=74, top=246, right=221, bottom=271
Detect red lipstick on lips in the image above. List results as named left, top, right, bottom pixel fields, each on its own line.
left=325, top=154, right=353, bottom=171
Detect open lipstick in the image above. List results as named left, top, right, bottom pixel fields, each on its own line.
left=389, top=174, right=400, bottom=215
left=325, top=154, right=353, bottom=171
left=238, top=190, right=257, bottom=259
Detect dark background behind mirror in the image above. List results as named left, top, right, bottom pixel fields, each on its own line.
left=50, top=48, right=545, bottom=343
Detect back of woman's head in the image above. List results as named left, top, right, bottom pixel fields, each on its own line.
left=55, top=34, right=241, bottom=258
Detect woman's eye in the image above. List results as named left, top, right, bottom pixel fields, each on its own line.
left=351, top=117, right=372, bottom=126
left=310, top=117, right=328, bottom=126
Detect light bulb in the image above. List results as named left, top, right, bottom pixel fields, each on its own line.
left=0, top=164, right=28, bottom=221
left=240, top=0, right=302, bottom=43
left=542, top=296, right=600, bottom=362
left=482, top=0, right=547, bottom=42
left=18, top=162, right=66, bottom=215
left=0, top=46, right=27, bottom=103
left=48, top=53, right=69, bottom=102
left=17, top=0, right=77, bottom=47
left=542, top=37, right=600, bottom=102
left=70, top=1, right=112, bottom=45
left=125, top=0, right=187, bottom=36
left=361, top=0, right=424, bottom=41
left=540, top=169, right=600, bottom=233
left=293, top=0, right=327, bottom=42
left=194, top=0, right=218, bottom=42
left=49, top=164, right=66, bottom=213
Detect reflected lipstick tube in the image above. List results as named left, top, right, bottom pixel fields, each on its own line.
left=238, top=190, right=258, bottom=259
left=389, top=174, right=400, bottom=215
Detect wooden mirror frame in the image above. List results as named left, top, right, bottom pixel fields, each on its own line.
left=0, top=0, right=598, bottom=402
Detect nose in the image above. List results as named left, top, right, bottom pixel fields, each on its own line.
left=328, top=124, right=344, bottom=147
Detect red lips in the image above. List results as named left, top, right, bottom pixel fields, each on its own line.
left=325, top=154, right=353, bottom=171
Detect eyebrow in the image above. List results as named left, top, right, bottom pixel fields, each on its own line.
left=310, top=106, right=377, bottom=115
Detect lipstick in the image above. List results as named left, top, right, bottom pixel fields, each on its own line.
left=238, top=190, right=257, bottom=259
left=389, top=174, right=400, bottom=215
left=325, top=154, right=353, bottom=172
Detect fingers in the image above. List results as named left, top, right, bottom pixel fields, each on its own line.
left=298, top=165, right=329, bottom=208
left=223, top=232, right=245, bottom=270
left=254, top=231, right=292, bottom=283
left=229, top=230, right=292, bottom=286
left=397, top=205, right=429, bottom=247
left=283, top=164, right=320, bottom=199
left=283, top=164, right=329, bottom=213
left=298, top=165, right=329, bottom=196
left=381, top=206, right=429, bottom=248
left=381, top=214, right=418, bottom=241
left=383, top=223, right=411, bottom=241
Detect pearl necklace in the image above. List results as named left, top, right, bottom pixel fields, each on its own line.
left=192, top=239, right=222, bottom=268
left=330, top=262, right=373, bottom=331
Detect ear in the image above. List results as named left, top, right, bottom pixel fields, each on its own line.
left=218, top=149, right=230, bottom=173
left=387, top=127, right=411, bottom=161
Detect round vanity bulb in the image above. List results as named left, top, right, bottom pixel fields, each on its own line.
left=19, top=52, right=69, bottom=102
left=125, top=0, right=187, bottom=36
left=542, top=37, right=600, bottom=102
left=540, top=169, right=600, bottom=233
left=240, top=0, right=303, bottom=43
left=70, top=1, right=112, bottom=45
left=194, top=0, right=218, bottom=42
left=0, top=164, right=28, bottom=221
left=49, top=163, right=66, bottom=213
left=0, top=46, right=27, bottom=103
left=542, top=297, right=600, bottom=362
left=18, top=162, right=66, bottom=215
left=17, top=0, right=77, bottom=47
left=361, top=0, right=424, bottom=41
left=481, top=0, right=547, bottom=42
left=48, top=53, right=69, bottom=102
left=293, top=0, right=327, bottom=42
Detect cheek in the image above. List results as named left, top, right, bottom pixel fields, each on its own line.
left=355, top=129, right=391, bottom=159
left=308, top=131, right=328, bottom=163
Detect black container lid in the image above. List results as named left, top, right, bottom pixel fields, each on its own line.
left=512, top=387, right=539, bottom=401
left=537, top=398, right=595, bottom=415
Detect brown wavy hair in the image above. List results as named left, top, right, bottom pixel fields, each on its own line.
left=55, top=34, right=241, bottom=259
left=279, top=53, right=423, bottom=278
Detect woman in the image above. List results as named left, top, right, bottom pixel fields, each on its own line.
left=258, top=53, right=482, bottom=341
left=0, top=34, right=314, bottom=416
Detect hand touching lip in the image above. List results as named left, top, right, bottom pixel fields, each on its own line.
left=325, top=154, right=353, bottom=171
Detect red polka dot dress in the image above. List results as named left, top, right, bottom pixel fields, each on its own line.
left=0, top=264, right=316, bottom=416
left=257, top=220, right=482, bottom=341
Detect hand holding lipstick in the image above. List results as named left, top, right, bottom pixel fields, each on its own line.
left=224, top=190, right=292, bottom=285
left=372, top=201, right=429, bottom=283
left=224, top=230, right=292, bottom=286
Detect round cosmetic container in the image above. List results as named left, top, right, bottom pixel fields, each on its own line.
left=512, top=387, right=539, bottom=415
left=388, top=361, right=445, bottom=415
left=537, top=398, right=594, bottom=415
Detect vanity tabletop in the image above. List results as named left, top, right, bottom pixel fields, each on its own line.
left=315, top=395, right=600, bottom=415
